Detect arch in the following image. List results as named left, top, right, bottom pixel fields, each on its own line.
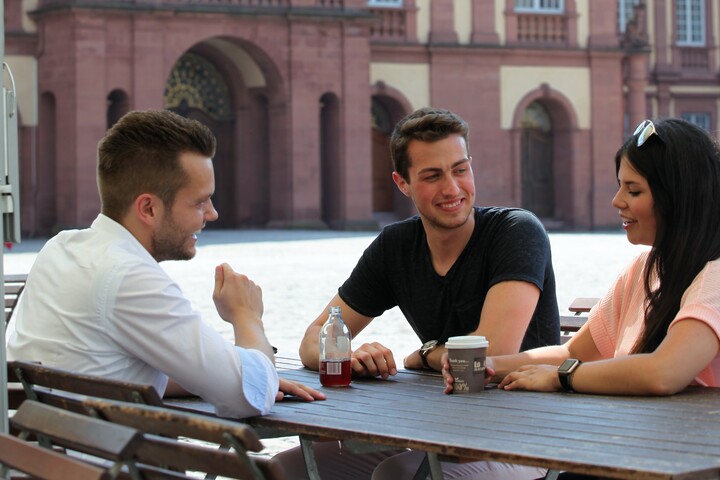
left=510, top=84, right=579, bottom=228
left=106, top=89, right=129, bottom=129
left=164, top=51, right=238, bottom=229
left=163, top=36, right=287, bottom=228
left=320, top=92, right=342, bottom=229
left=370, top=81, right=415, bottom=223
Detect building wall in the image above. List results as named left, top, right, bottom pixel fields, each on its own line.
left=4, top=0, right=720, bottom=235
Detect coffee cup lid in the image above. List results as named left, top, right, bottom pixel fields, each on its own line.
left=445, top=335, right=489, bottom=349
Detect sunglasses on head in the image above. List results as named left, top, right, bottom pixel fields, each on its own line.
left=633, top=119, right=663, bottom=147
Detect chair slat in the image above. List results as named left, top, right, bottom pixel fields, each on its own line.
left=0, top=433, right=112, bottom=480
left=10, top=400, right=144, bottom=461
left=9, top=360, right=164, bottom=406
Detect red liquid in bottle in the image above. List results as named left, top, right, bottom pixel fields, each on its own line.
left=320, top=359, right=352, bottom=387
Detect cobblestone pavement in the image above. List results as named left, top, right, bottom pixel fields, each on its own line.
left=3, top=228, right=648, bottom=457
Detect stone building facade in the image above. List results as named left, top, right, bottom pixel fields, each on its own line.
left=4, top=0, right=720, bottom=235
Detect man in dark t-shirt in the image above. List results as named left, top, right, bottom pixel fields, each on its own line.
left=286, top=107, right=560, bottom=479
left=339, top=206, right=558, bottom=353
left=299, top=107, right=559, bottom=377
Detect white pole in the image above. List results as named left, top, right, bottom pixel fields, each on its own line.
left=0, top=0, right=9, bottom=434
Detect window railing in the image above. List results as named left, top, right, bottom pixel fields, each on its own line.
left=678, top=46, right=710, bottom=71
left=368, top=5, right=409, bottom=42
left=516, top=12, right=568, bottom=45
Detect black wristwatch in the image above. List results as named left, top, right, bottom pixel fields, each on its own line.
left=419, top=340, right=439, bottom=369
left=558, top=359, right=582, bottom=391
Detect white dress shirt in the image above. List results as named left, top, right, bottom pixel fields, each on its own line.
left=7, top=214, right=278, bottom=418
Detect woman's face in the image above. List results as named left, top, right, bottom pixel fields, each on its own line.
left=611, top=156, right=657, bottom=246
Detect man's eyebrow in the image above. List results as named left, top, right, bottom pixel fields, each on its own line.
left=417, top=158, right=470, bottom=175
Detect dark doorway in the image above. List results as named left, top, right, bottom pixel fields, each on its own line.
left=521, top=102, right=554, bottom=219
left=164, top=53, right=236, bottom=228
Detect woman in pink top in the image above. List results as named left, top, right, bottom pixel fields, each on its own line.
left=443, top=118, right=720, bottom=396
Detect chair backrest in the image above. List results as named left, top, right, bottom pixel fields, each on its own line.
left=10, top=400, right=199, bottom=480
left=84, top=397, right=286, bottom=480
left=4, top=273, right=27, bottom=325
left=0, top=432, right=113, bottom=480
left=9, top=360, right=164, bottom=413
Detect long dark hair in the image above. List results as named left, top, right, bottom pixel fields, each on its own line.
left=615, top=118, right=720, bottom=354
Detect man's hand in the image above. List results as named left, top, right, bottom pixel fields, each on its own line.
left=213, top=263, right=263, bottom=326
left=212, top=263, right=274, bottom=359
left=276, top=378, right=326, bottom=402
left=442, top=352, right=495, bottom=395
left=351, top=342, right=397, bottom=379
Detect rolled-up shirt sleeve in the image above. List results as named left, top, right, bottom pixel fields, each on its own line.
left=225, top=348, right=278, bottom=417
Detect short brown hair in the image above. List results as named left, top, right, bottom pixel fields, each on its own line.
left=390, top=107, right=470, bottom=181
left=97, top=110, right=216, bottom=221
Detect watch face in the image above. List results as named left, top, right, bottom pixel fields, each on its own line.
left=559, top=359, right=580, bottom=374
left=421, top=340, right=438, bottom=354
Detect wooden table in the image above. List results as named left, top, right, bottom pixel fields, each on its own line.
left=167, top=357, right=720, bottom=480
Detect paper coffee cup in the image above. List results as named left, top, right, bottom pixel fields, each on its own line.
left=446, top=335, right=489, bottom=393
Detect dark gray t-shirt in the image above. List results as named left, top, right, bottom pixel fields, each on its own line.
left=338, top=207, right=560, bottom=351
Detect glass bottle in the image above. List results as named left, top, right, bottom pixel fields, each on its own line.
left=319, top=306, right=352, bottom=387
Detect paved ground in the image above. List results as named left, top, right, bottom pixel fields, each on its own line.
left=2, top=228, right=648, bottom=457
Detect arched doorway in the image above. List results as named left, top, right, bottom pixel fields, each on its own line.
left=106, top=89, right=129, bottom=130
left=320, top=93, right=341, bottom=229
left=164, top=52, right=236, bottom=228
left=370, top=95, right=414, bottom=224
left=521, top=102, right=554, bottom=219
left=371, top=99, right=394, bottom=213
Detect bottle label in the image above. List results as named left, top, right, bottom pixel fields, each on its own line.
left=320, top=359, right=351, bottom=387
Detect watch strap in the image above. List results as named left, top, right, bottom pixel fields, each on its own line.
left=420, top=352, right=431, bottom=369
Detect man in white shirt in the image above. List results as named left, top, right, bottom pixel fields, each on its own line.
left=7, top=109, right=323, bottom=418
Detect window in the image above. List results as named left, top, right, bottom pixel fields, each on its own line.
left=515, top=0, right=564, bottom=13
left=618, top=0, right=639, bottom=33
left=676, top=0, right=705, bottom=46
left=368, top=0, right=403, bottom=6
left=681, top=112, right=711, bottom=131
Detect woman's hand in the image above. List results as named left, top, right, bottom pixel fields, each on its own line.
left=497, top=364, right=561, bottom=392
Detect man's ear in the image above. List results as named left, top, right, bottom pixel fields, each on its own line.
left=134, top=193, right=159, bottom=226
left=392, top=171, right=411, bottom=198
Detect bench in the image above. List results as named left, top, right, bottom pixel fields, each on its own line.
left=559, top=297, right=599, bottom=342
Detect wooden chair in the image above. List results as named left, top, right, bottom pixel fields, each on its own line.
left=8, top=360, right=165, bottom=414
left=559, top=297, right=599, bottom=343
left=4, top=273, right=27, bottom=325
left=7, top=363, right=284, bottom=479
left=0, top=432, right=114, bottom=480
left=9, top=400, right=147, bottom=480
left=84, top=397, right=286, bottom=480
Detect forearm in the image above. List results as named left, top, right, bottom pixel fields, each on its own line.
left=299, top=325, right=321, bottom=370
left=491, top=345, right=569, bottom=382
left=232, top=320, right=275, bottom=364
